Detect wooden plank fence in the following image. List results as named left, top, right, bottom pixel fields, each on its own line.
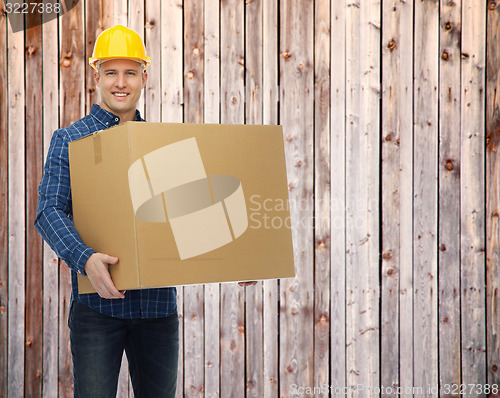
left=0, top=0, right=499, bottom=397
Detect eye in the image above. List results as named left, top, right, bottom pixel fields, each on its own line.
left=127, top=71, right=137, bottom=76
left=105, top=71, right=115, bottom=76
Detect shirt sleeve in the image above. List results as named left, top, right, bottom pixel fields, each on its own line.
left=34, top=129, right=95, bottom=275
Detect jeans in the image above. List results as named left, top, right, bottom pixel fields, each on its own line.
left=68, top=300, right=179, bottom=398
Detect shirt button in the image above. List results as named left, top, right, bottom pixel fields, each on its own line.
left=115, top=118, right=119, bottom=121
left=106, top=122, right=109, bottom=125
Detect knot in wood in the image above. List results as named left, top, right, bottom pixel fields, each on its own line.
left=387, top=39, right=396, bottom=52
left=0, top=305, right=4, bottom=314
left=297, top=63, right=304, bottom=71
left=445, top=21, right=452, bottom=31
left=445, top=159, right=454, bottom=171
left=26, top=339, right=32, bottom=347
left=441, top=50, right=449, bottom=61
left=492, top=363, right=499, bottom=372
left=295, top=159, right=303, bottom=167
left=281, top=51, right=292, bottom=60
left=488, top=1, right=497, bottom=10
left=62, top=52, right=72, bottom=68
left=186, top=71, right=194, bottom=80
left=440, top=244, right=447, bottom=252
left=27, top=45, right=38, bottom=56
left=382, top=250, right=393, bottom=260
left=231, top=96, right=238, bottom=105
left=192, top=47, right=200, bottom=56
left=385, top=133, right=392, bottom=141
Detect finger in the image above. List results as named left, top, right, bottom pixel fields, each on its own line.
left=103, top=278, right=125, bottom=298
left=91, top=271, right=124, bottom=299
left=103, top=255, right=119, bottom=265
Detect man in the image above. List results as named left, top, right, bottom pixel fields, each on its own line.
left=35, top=25, right=178, bottom=398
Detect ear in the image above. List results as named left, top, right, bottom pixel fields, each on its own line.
left=94, top=70, right=100, bottom=86
left=142, top=71, right=148, bottom=89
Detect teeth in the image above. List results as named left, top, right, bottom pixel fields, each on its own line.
left=114, top=93, right=127, bottom=97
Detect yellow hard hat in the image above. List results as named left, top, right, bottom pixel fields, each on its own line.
left=89, top=25, right=151, bottom=71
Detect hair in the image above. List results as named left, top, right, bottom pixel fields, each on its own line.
left=96, top=59, right=146, bottom=72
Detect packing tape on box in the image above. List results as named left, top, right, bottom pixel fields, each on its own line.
left=128, top=137, right=248, bottom=260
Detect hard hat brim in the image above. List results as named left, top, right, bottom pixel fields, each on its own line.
left=89, top=56, right=151, bottom=71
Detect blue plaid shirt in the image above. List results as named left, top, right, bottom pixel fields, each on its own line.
left=35, top=104, right=177, bottom=319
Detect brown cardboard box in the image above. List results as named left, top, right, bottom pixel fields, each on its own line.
left=69, top=122, right=295, bottom=294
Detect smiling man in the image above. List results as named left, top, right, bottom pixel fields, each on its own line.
left=35, top=25, right=179, bottom=398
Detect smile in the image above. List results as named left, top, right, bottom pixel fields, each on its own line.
left=113, top=93, right=128, bottom=97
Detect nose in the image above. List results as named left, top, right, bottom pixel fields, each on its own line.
left=116, top=72, right=126, bottom=88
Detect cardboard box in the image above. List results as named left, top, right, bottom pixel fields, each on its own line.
left=69, top=122, right=295, bottom=293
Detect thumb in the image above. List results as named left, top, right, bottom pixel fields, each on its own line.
left=103, top=255, right=119, bottom=264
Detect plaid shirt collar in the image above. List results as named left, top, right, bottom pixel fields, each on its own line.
left=89, top=104, right=144, bottom=128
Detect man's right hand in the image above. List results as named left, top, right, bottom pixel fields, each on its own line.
left=84, top=253, right=125, bottom=299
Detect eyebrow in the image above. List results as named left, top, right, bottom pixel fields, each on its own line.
left=102, top=68, right=140, bottom=73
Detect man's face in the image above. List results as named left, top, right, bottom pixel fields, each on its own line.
left=94, top=59, right=147, bottom=120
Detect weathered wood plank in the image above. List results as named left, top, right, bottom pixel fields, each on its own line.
left=162, top=0, right=183, bottom=123
left=220, top=1, right=245, bottom=396
left=262, top=0, right=279, bottom=396
left=314, top=0, right=330, bottom=392
left=175, top=290, right=184, bottom=398
left=395, top=1, right=414, bottom=395
left=114, top=0, right=128, bottom=26
left=127, top=0, right=144, bottom=117
left=486, top=0, right=500, bottom=385
left=381, top=0, right=403, bottom=391
left=25, top=16, right=44, bottom=398
left=437, top=0, right=462, bottom=390
left=461, top=1, right=487, bottom=393
left=245, top=0, right=264, bottom=397
left=0, top=2, right=9, bottom=396
left=203, top=0, right=220, bottom=397
left=41, top=13, right=60, bottom=398
left=330, top=0, right=346, bottom=391
left=145, top=0, right=161, bottom=122
left=59, top=1, right=86, bottom=395
left=183, top=287, right=204, bottom=397
left=279, top=0, right=314, bottom=396
left=7, top=16, right=26, bottom=398
left=85, top=0, right=113, bottom=114
left=413, top=0, right=439, bottom=394
left=182, top=2, right=204, bottom=396
left=345, top=0, right=380, bottom=391
left=184, top=0, right=203, bottom=124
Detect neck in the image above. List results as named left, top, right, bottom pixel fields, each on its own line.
left=99, top=103, right=136, bottom=124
